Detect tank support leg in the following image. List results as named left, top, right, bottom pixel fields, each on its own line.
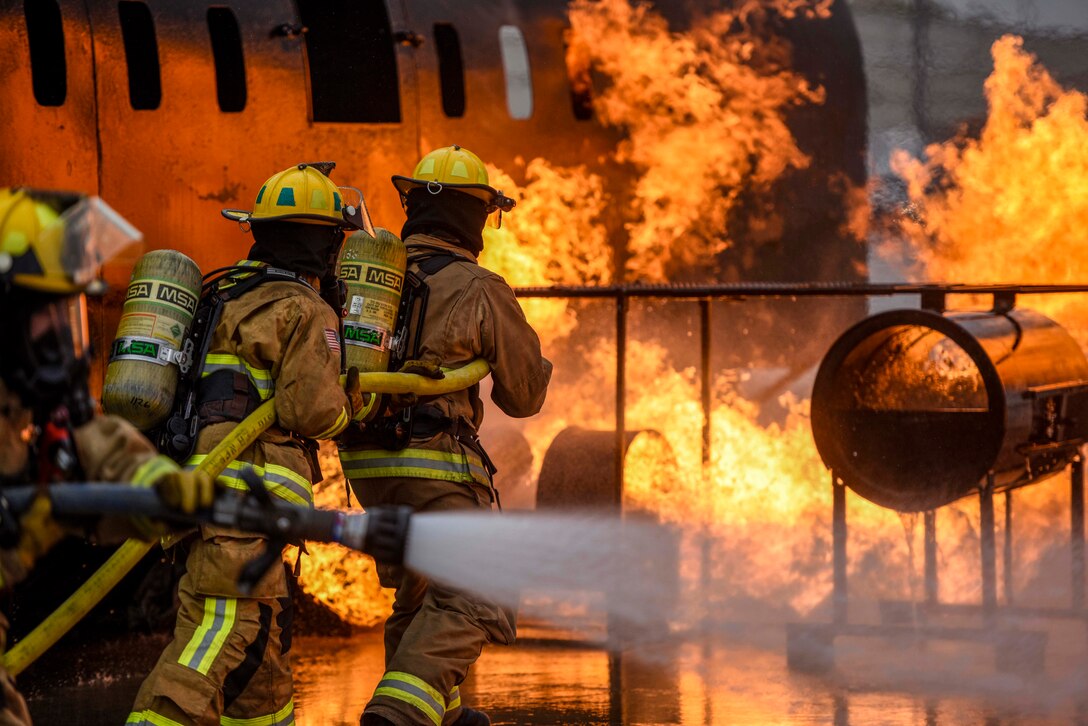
left=980, top=473, right=997, bottom=617
left=613, top=294, right=627, bottom=509
left=1073, top=455, right=1085, bottom=611
left=1004, top=491, right=1014, bottom=606
left=833, top=474, right=848, bottom=625
left=699, top=299, right=713, bottom=605
left=924, top=510, right=938, bottom=606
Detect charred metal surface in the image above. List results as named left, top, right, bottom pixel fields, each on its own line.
left=812, top=308, right=1088, bottom=512
left=0, top=0, right=871, bottom=377
left=0, top=0, right=619, bottom=274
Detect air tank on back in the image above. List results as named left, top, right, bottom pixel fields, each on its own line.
left=103, top=250, right=202, bottom=430
left=338, top=227, right=407, bottom=374
left=811, top=304, right=1088, bottom=512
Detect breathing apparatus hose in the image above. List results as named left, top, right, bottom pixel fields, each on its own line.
left=1, top=399, right=278, bottom=677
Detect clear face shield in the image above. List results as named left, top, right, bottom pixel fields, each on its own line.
left=9, top=292, right=95, bottom=426
left=338, top=186, right=376, bottom=236
left=29, top=294, right=90, bottom=363
left=42, top=195, right=143, bottom=293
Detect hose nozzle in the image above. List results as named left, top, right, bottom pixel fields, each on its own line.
left=338, top=505, right=412, bottom=565
left=364, top=506, right=412, bottom=565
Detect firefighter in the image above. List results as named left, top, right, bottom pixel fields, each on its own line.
left=128, top=164, right=372, bottom=725
left=0, top=188, right=214, bottom=724
left=340, top=146, right=552, bottom=726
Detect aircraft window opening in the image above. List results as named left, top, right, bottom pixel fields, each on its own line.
left=563, top=31, right=593, bottom=121
left=24, top=0, right=67, bottom=107
left=207, top=7, right=246, bottom=112
left=118, top=0, right=161, bottom=110
left=297, top=0, right=400, bottom=123
left=498, top=25, right=532, bottom=120
left=433, top=23, right=465, bottom=118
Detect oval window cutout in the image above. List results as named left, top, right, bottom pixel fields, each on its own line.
left=498, top=25, right=532, bottom=120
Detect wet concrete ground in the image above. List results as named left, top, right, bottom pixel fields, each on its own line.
left=16, top=619, right=1088, bottom=725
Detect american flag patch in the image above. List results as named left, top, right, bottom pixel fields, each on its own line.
left=324, top=328, right=341, bottom=354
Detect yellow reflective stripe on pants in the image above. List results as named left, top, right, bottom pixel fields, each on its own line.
left=178, top=596, right=237, bottom=675
left=126, top=710, right=186, bottom=726
left=373, top=671, right=446, bottom=726
left=448, top=685, right=461, bottom=711
left=203, top=353, right=274, bottom=400
left=187, top=454, right=313, bottom=507
left=314, top=406, right=350, bottom=440
left=219, top=698, right=296, bottom=726
left=339, top=447, right=489, bottom=487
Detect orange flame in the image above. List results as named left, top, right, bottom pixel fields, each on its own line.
left=881, top=34, right=1088, bottom=601
left=889, top=35, right=1088, bottom=334
left=294, top=10, right=1086, bottom=630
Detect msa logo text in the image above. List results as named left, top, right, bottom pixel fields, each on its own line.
left=156, top=284, right=198, bottom=315
left=365, top=267, right=403, bottom=292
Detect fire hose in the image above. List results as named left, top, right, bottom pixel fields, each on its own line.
left=1, top=359, right=490, bottom=675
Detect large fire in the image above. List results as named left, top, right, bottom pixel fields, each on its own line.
left=293, top=11, right=1084, bottom=627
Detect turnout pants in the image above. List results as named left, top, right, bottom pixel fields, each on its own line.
left=352, top=477, right=515, bottom=726
left=0, top=615, right=32, bottom=726
left=128, top=532, right=295, bottom=726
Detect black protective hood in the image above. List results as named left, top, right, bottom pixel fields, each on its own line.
left=400, top=188, right=488, bottom=256
left=248, top=221, right=344, bottom=279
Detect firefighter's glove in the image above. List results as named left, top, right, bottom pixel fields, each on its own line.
left=389, top=360, right=445, bottom=410
left=155, top=469, right=215, bottom=515
left=344, top=367, right=377, bottom=422
left=15, top=495, right=65, bottom=574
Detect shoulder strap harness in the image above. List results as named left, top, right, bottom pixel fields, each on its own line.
left=157, top=264, right=313, bottom=462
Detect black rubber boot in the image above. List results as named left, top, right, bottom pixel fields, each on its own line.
left=451, top=707, right=491, bottom=726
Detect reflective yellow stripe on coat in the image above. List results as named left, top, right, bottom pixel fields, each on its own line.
left=339, top=447, right=490, bottom=487
left=202, top=353, right=274, bottom=400
left=187, top=454, right=313, bottom=507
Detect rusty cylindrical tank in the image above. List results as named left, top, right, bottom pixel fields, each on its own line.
left=811, top=307, right=1088, bottom=512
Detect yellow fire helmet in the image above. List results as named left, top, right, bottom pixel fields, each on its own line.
left=0, top=188, right=142, bottom=295
left=392, top=145, right=516, bottom=214
left=223, top=162, right=375, bottom=234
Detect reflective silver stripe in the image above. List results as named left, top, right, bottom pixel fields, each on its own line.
left=178, top=597, right=237, bottom=674
left=353, top=456, right=469, bottom=475
left=202, top=358, right=274, bottom=398
left=375, top=678, right=445, bottom=725
left=341, top=449, right=489, bottom=486
left=219, top=698, right=295, bottom=726
left=220, top=461, right=312, bottom=507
